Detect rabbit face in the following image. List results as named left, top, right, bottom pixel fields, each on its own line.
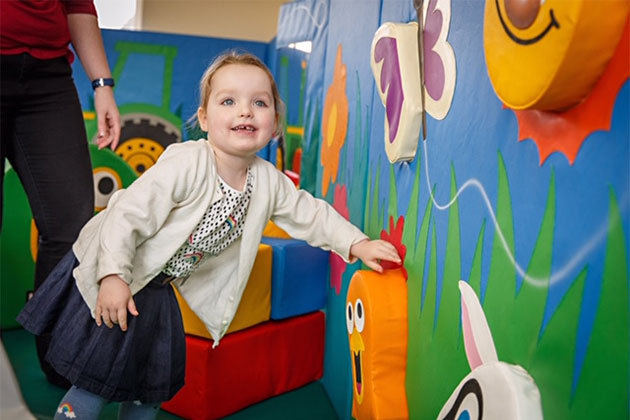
left=437, top=362, right=543, bottom=420
left=436, top=282, right=543, bottom=420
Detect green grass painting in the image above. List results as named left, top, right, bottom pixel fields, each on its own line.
left=364, top=151, right=629, bottom=419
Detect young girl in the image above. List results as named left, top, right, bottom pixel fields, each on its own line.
left=18, top=51, right=401, bottom=420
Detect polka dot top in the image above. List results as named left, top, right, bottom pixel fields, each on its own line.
left=162, top=169, right=254, bottom=278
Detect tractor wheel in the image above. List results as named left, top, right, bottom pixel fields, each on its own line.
left=115, top=114, right=181, bottom=175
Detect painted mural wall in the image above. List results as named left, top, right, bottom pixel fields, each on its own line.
left=278, top=0, right=629, bottom=419
left=2, top=2, right=628, bottom=419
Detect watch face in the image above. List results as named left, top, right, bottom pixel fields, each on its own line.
left=92, top=78, right=114, bottom=89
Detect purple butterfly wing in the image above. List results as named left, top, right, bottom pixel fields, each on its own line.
left=374, top=37, right=404, bottom=143
left=423, top=0, right=446, bottom=101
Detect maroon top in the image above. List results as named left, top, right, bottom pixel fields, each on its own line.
left=0, top=0, right=97, bottom=63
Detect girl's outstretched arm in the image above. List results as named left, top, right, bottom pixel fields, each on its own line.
left=95, top=275, right=139, bottom=331
left=350, top=239, right=401, bottom=273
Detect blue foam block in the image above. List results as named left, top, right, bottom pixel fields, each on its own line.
left=261, top=237, right=329, bottom=320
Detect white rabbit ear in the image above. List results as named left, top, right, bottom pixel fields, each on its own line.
left=459, top=280, right=498, bottom=369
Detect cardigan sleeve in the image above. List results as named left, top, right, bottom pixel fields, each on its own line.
left=94, top=142, right=207, bottom=283
left=270, top=169, right=368, bottom=262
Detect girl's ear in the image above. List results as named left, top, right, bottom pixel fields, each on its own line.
left=197, top=107, right=208, bottom=132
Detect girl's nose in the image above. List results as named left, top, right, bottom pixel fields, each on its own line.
left=239, top=104, right=253, bottom=117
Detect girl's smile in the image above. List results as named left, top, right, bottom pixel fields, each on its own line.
left=232, top=124, right=257, bottom=133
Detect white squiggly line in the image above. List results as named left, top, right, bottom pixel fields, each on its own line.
left=293, top=0, right=327, bottom=30
left=422, top=139, right=611, bottom=288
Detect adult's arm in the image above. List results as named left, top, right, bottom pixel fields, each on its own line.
left=67, top=12, right=121, bottom=150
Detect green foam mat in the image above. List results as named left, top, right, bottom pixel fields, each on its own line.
left=1, top=328, right=338, bottom=419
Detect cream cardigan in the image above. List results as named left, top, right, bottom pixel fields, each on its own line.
left=72, top=139, right=368, bottom=345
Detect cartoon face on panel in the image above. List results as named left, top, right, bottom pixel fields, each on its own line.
left=346, top=297, right=366, bottom=404
left=346, top=269, right=408, bottom=420
left=437, top=282, right=543, bottom=420
left=484, top=0, right=629, bottom=110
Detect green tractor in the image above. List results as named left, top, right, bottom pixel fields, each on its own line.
left=84, top=41, right=182, bottom=175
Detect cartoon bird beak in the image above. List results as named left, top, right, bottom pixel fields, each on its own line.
left=350, top=329, right=366, bottom=403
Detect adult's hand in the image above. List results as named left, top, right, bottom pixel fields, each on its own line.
left=94, top=86, right=121, bottom=149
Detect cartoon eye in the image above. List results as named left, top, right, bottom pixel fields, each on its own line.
left=93, top=167, right=122, bottom=211
left=346, top=301, right=354, bottom=334
left=354, top=299, right=365, bottom=332
left=440, top=378, right=483, bottom=420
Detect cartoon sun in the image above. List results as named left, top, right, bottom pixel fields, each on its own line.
left=484, top=0, right=629, bottom=164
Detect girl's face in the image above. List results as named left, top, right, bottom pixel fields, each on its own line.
left=198, top=63, right=277, bottom=160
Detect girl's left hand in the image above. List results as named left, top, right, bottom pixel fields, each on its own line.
left=350, top=239, right=401, bottom=273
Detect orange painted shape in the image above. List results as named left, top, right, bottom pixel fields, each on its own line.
left=321, top=45, right=348, bottom=197
left=30, top=219, right=38, bottom=262
left=174, top=244, right=272, bottom=338
left=347, top=269, right=408, bottom=420
left=513, top=20, right=630, bottom=165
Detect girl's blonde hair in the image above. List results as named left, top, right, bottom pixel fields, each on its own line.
left=195, top=50, right=285, bottom=134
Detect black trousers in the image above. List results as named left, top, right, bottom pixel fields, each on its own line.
left=1, top=53, right=94, bottom=387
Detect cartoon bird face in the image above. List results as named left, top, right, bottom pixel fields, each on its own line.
left=346, top=269, right=408, bottom=420
left=484, top=0, right=629, bottom=110
left=346, top=297, right=366, bottom=403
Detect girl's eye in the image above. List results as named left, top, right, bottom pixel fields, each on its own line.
left=254, top=100, right=267, bottom=107
left=221, top=98, right=234, bottom=105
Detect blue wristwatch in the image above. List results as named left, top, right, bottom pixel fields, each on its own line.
left=91, top=78, right=115, bottom=90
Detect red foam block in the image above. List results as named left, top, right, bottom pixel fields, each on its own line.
left=162, top=311, right=325, bottom=420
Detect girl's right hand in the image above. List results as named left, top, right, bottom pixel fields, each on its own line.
left=95, top=275, right=139, bottom=331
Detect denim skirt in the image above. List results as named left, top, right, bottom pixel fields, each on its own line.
left=17, top=251, right=185, bottom=403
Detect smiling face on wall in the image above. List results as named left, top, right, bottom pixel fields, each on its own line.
left=483, top=0, right=629, bottom=110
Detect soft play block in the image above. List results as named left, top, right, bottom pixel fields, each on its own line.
left=162, top=311, right=325, bottom=420
left=262, top=220, right=291, bottom=238
left=261, top=237, right=329, bottom=320
left=174, top=244, right=272, bottom=338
